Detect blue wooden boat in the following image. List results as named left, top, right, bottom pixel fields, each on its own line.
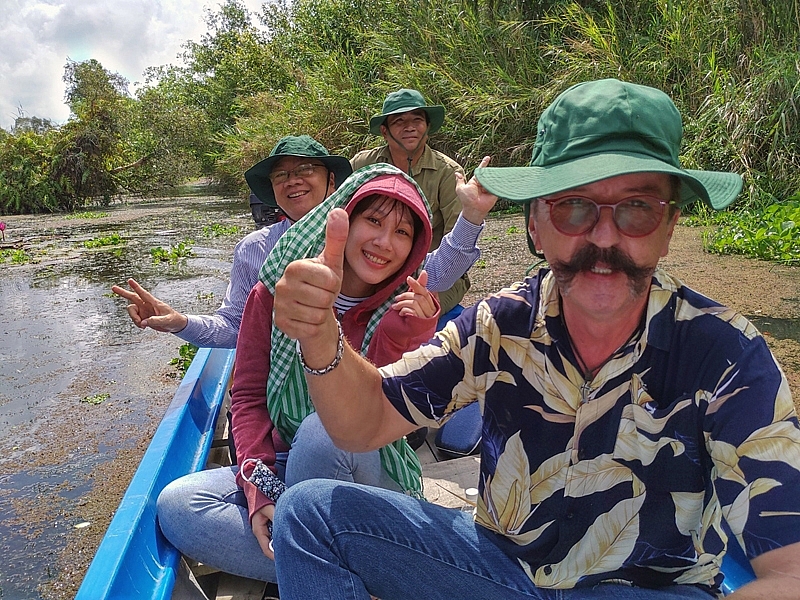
left=75, top=347, right=235, bottom=600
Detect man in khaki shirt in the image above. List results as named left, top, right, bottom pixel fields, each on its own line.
left=351, top=89, right=470, bottom=314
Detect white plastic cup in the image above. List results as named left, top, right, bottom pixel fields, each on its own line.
left=462, top=487, right=479, bottom=515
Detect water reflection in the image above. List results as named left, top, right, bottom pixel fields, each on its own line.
left=748, top=315, right=800, bottom=343
left=0, top=194, right=251, bottom=599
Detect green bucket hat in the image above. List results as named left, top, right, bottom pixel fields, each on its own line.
left=369, top=89, right=445, bottom=136
left=245, top=135, right=353, bottom=208
left=475, top=79, right=743, bottom=211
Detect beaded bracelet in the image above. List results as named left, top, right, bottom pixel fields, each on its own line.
left=295, top=318, right=344, bottom=376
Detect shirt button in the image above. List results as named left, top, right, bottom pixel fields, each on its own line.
left=543, top=565, right=552, bottom=575
left=566, top=512, right=574, bottom=519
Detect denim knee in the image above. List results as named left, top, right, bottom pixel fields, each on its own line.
left=157, top=476, right=189, bottom=515
left=275, top=478, right=331, bottom=521
left=156, top=477, right=188, bottom=540
left=292, top=412, right=334, bottom=450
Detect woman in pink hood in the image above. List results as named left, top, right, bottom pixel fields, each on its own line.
left=157, top=164, right=439, bottom=584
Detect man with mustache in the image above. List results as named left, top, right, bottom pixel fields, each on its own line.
left=271, top=79, right=800, bottom=599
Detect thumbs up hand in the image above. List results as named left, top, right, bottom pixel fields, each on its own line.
left=315, top=207, right=348, bottom=278
left=274, top=209, right=349, bottom=347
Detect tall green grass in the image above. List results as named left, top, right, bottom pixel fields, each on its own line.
left=216, top=0, right=800, bottom=213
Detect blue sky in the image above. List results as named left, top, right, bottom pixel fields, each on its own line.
left=0, top=0, right=265, bottom=131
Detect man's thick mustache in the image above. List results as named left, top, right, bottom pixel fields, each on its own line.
left=551, top=244, right=654, bottom=294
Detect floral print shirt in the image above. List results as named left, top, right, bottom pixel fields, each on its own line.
left=381, top=268, right=800, bottom=591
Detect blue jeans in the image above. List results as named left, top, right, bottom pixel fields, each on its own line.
left=284, top=412, right=401, bottom=491
left=157, top=464, right=280, bottom=581
left=156, top=413, right=398, bottom=582
left=272, top=480, right=716, bottom=600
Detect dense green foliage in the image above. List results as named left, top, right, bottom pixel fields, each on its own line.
left=207, top=1, right=798, bottom=193
left=1, top=58, right=205, bottom=214
left=0, top=128, right=62, bottom=213
left=702, top=199, right=800, bottom=265
left=1, top=0, right=799, bottom=265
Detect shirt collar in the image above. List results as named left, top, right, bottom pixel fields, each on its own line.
left=376, top=143, right=434, bottom=175
left=537, top=268, right=675, bottom=355
left=412, top=144, right=436, bottom=173
left=644, top=268, right=679, bottom=352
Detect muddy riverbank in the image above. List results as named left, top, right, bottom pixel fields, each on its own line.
left=0, top=200, right=798, bottom=599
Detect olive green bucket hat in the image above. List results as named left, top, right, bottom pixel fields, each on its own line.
left=475, top=79, right=743, bottom=210
left=369, top=89, right=445, bottom=135
left=245, top=135, right=353, bottom=208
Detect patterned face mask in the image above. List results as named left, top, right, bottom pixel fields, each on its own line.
left=240, top=458, right=287, bottom=538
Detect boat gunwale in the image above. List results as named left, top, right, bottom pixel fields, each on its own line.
left=75, top=346, right=235, bottom=600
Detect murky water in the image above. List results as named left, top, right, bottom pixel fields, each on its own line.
left=748, top=315, right=800, bottom=344
left=0, top=193, right=252, bottom=599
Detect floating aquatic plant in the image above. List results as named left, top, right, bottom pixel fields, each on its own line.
left=150, top=242, right=194, bottom=264
left=81, top=393, right=110, bottom=405
left=83, top=233, right=124, bottom=248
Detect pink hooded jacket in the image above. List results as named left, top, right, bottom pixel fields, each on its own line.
left=231, top=172, right=438, bottom=520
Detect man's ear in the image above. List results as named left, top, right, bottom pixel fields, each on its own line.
left=525, top=202, right=544, bottom=256
left=379, top=124, right=390, bottom=142
left=528, top=221, right=542, bottom=252
left=328, top=170, right=336, bottom=190
left=660, top=207, right=681, bottom=258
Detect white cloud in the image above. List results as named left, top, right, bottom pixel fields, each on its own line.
left=0, top=0, right=265, bottom=131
